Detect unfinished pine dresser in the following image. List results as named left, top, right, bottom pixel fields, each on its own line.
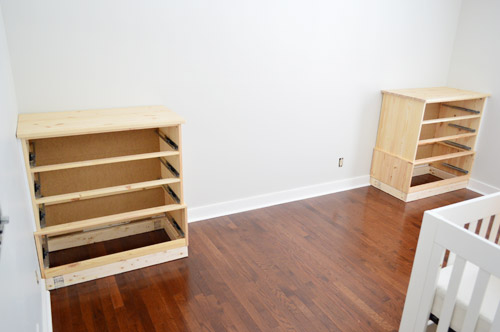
left=370, top=87, right=490, bottom=202
left=16, top=106, right=188, bottom=289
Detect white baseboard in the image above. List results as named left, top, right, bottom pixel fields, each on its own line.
left=467, top=178, right=500, bottom=195
left=41, top=282, right=52, bottom=332
left=188, top=175, right=370, bottom=222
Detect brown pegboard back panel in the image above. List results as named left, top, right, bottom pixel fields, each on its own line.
left=44, top=188, right=166, bottom=226
left=32, top=129, right=160, bottom=166
left=39, top=159, right=161, bottom=196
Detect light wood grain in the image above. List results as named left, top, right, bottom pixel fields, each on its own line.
left=17, top=105, right=185, bottom=139
left=35, top=204, right=186, bottom=237
left=414, top=151, right=474, bottom=166
left=412, top=165, right=431, bottom=177
left=44, top=240, right=187, bottom=279
left=374, top=93, right=425, bottom=161
left=421, top=114, right=481, bottom=125
left=21, top=139, right=43, bottom=230
left=428, top=167, right=456, bottom=180
left=46, top=246, right=188, bottom=290
left=369, top=178, right=407, bottom=201
left=370, top=149, right=413, bottom=192
left=418, top=132, right=477, bottom=145
left=31, top=151, right=179, bottom=173
left=430, top=154, right=474, bottom=178
left=47, top=217, right=166, bottom=251
left=34, top=235, right=46, bottom=278
left=371, top=88, right=488, bottom=201
left=17, top=106, right=189, bottom=289
left=408, top=175, right=470, bottom=193
left=406, top=181, right=469, bottom=202
left=429, top=98, right=487, bottom=179
left=36, top=178, right=180, bottom=206
left=382, top=87, right=490, bottom=103
left=414, top=150, right=474, bottom=165
left=162, top=218, right=182, bottom=240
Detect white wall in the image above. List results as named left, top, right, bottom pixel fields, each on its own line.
left=0, top=4, right=49, bottom=332
left=0, top=0, right=462, bottom=215
left=448, top=0, right=500, bottom=191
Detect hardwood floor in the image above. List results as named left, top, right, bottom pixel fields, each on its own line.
left=50, top=186, right=481, bottom=332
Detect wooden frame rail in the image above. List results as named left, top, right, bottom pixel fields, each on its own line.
left=30, top=151, right=179, bottom=173
left=35, top=204, right=186, bottom=237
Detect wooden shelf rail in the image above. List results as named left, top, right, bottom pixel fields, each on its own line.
left=35, top=204, right=186, bottom=237
left=30, top=151, right=179, bottom=173
left=44, top=238, right=187, bottom=278
left=418, top=132, right=477, bottom=146
left=421, top=114, right=481, bottom=125
left=35, top=178, right=181, bottom=206
left=414, top=150, right=474, bottom=165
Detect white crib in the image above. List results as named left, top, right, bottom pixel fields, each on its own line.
left=400, top=192, right=500, bottom=332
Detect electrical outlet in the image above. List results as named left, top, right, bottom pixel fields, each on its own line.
left=338, top=158, right=344, bottom=167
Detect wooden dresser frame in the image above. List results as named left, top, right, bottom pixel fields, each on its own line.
left=16, top=106, right=188, bottom=289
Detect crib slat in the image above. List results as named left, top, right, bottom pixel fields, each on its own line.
left=478, top=216, right=490, bottom=238
left=489, top=215, right=500, bottom=243
left=414, top=243, right=447, bottom=332
left=447, top=252, right=456, bottom=267
left=468, top=220, right=479, bottom=234
left=461, top=268, right=490, bottom=332
left=491, top=299, right=500, bottom=331
left=436, top=256, right=466, bottom=332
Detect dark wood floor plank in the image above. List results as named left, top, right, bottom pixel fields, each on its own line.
left=50, top=186, right=481, bottom=331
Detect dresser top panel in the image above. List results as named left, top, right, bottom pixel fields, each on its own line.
left=382, top=87, right=490, bottom=103
left=17, top=105, right=185, bottom=139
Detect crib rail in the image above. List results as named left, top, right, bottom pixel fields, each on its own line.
left=445, top=214, right=499, bottom=268
left=400, top=192, right=500, bottom=332
left=433, top=193, right=500, bottom=228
